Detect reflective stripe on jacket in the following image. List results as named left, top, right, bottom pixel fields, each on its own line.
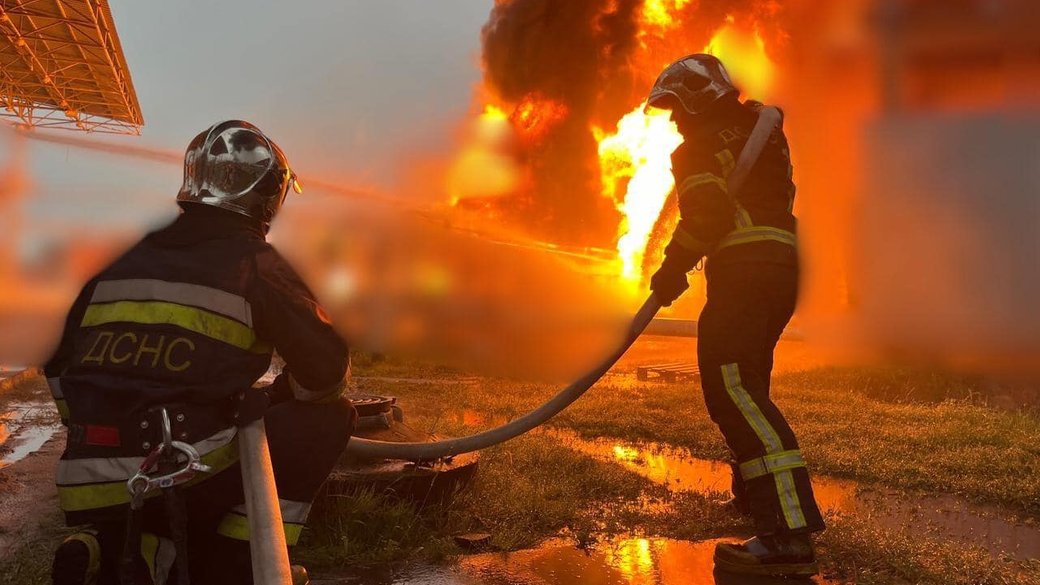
left=43, top=206, right=350, bottom=512
left=664, top=98, right=798, bottom=269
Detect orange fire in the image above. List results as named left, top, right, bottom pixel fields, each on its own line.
left=704, top=23, right=777, bottom=101
left=447, top=104, right=519, bottom=205
left=594, top=105, right=683, bottom=284
left=511, top=94, right=569, bottom=143
left=595, top=21, right=777, bottom=290
left=452, top=6, right=779, bottom=291
left=641, top=0, right=689, bottom=30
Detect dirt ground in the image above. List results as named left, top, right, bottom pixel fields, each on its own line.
left=0, top=434, right=63, bottom=558
left=0, top=376, right=63, bottom=558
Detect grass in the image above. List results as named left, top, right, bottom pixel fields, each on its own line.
left=0, top=521, right=68, bottom=585
left=361, top=358, right=1040, bottom=515
left=3, top=358, right=1039, bottom=584
left=818, top=513, right=1038, bottom=585
left=299, top=432, right=742, bottom=568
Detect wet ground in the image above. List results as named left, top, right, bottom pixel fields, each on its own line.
left=308, top=394, right=1040, bottom=585
left=443, top=404, right=1040, bottom=564
left=555, top=429, right=1040, bottom=563
left=3, top=351, right=1038, bottom=583
left=314, top=537, right=836, bottom=585
left=0, top=375, right=63, bottom=557
left=0, top=400, right=61, bottom=469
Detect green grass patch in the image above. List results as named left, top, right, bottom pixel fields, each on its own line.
left=0, top=523, right=68, bottom=585
left=365, top=363, right=1040, bottom=515
left=300, top=432, right=707, bottom=568
left=819, top=513, right=1038, bottom=585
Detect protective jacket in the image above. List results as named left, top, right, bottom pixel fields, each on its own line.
left=43, top=205, right=350, bottom=516
left=662, top=97, right=798, bottom=271
left=664, top=97, right=825, bottom=537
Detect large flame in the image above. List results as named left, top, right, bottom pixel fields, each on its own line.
left=704, top=23, right=777, bottom=100
left=594, top=105, right=683, bottom=284
left=452, top=5, right=779, bottom=291
left=595, top=22, right=777, bottom=290
left=641, top=0, right=690, bottom=29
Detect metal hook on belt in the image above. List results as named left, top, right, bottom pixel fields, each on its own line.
left=126, top=408, right=213, bottom=497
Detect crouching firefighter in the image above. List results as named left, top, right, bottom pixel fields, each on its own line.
left=645, top=55, right=826, bottom=576
left=43, top=120, right=357, bottom=585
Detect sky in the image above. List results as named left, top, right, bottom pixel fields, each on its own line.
left=12, top=1, right=493, bottom=230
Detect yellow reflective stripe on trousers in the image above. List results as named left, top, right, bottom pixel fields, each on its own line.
left=63, top=532, right=101, bottom=583
left=57, top=434, right=240, bottom=512
left=775, top=470, right=807, bottom=529
left=229, top=498, right=312, bottom=525
left=738, top=449, right=806, bottom=481
left=716, top=226, right=796, bottom=251
left=140, top=532, right=176, bottom=585
left=140, top=533, right=159, bottom=582
left=217, top=511, right=305, bottom=546
left=81, top=300, right=267, bottom=353
left=721, top=363, right=807, bottom=529
left=721, top=364, right=782, bottom=452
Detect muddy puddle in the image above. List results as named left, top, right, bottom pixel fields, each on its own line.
left=316, top=537, right=836, bottom=585
left=552, top=430, right=1040, bottom=562
left=447, top=409, right=1040, bottom=561
left=0, top=400, right=60, bottom=469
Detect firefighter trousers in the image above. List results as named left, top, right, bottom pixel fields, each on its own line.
left=71, top=397, right=356, bottom=585
left=697, top=260, right=825, bottom=537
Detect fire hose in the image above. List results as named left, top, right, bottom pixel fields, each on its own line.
left=345, top=295, right=662, bottom=461
left=344, top=106, right=784, bottom=462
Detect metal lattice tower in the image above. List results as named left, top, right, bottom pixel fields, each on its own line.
left=0, top=0, right=142, bottom=134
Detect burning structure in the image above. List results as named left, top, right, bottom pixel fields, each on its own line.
left=440, top=0, right=1040, bottom=370
left=1, top=0, right=1037, bottom=373
left=450, top=0, right=784, bottom=292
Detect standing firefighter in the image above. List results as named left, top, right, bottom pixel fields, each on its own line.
left=44, top=120, right=356, bottom=585
left=646, top=55, right=825, bottom=576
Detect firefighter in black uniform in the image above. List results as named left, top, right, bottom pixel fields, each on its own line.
left=646, top=55, right=825, bottom=577
left=45, top=120, right=356, bottom=585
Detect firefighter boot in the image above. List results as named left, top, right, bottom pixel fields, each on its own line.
left=713, top=534, right=818, bottom=577
left=52, top=531, right=102, bottom=585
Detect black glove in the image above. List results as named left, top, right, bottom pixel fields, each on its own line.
left=650, top=255, right=692, bottom=307
left=232, top=387, right=270, bottom=427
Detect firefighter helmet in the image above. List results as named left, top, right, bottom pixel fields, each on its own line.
left=177, top=120, right=302, bottom=227
left=646, top=54, right=739, bottom=115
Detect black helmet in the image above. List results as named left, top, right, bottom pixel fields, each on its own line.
left=646, top=54, right=739, bottom=115
left=176, top=120, right=302, bottom=227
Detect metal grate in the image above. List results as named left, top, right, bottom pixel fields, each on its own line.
left=636, top=362, right=700, bottom=383
left=0, top=0, right=142, bottom=133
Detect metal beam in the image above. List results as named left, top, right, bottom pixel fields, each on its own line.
left=0, top=0, right=141, bottom=133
